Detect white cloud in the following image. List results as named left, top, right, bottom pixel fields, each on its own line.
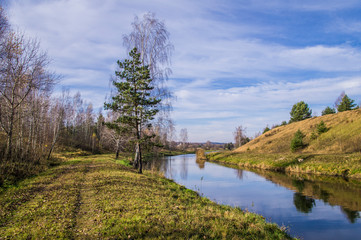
left=172, top=76, right=361, bottom=142
left=6, top=0, right=361, bottom=142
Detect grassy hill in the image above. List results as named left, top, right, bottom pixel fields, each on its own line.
left=236, top=109, right=361, bottom=154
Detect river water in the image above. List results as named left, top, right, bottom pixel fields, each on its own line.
left=146, top=154, right=361, bottom=240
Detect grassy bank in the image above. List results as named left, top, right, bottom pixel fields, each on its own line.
left=0, top=153, right=293, bottom=239
left=208, top=151, right=361, bottom=179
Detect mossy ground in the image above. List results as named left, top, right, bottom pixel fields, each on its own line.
left=0, top=153, right=294, bottom=239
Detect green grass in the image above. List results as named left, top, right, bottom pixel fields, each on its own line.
left=208, top=152, right=361, bottom=179
left=0, top=154, right=294, bottom=239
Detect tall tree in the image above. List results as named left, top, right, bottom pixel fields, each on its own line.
left=0, top=32, right=53, bottom=159
left=104, top=48, right=161, bottom=173
left=123, top=12, right=174, bottom=144
left=289, top=101, right=312, bottom=123
left=179, top=128, right=188, bottom=150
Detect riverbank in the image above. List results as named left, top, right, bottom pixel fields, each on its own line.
left=0, top=153, right=293, bottom=239
left=207, top=152, right=361, bottom=179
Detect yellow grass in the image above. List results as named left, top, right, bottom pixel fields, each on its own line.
left=236, top=109, right=361, bottom=154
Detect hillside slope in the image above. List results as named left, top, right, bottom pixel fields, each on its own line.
left=236, top=109, right=361, bottom=154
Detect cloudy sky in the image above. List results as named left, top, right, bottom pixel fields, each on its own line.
left=5, top=0, right=361, bottom=142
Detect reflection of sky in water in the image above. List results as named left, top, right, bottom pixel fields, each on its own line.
left=154, top=154, right=361, bottom=240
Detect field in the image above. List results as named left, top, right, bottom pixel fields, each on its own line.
left=0, top=153, right=293, bottom=239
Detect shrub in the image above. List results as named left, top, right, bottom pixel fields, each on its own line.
left=310, top=132, right=318, bottom=140
left=263, top=126, right=270, bottom=134
left=321, top=106, right=336, bottom=116
left=316, top=121, right=328, bottom=134
left=291, top=129, right=305, bottom=152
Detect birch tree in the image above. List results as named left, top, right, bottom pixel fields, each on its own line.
left=123, top=12, right=174, bottom=146
left=0, top=32, right=53, bottom=160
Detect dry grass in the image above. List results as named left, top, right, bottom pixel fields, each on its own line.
left=0, top=154, right=294, bottom=239
left=236, top=109, right=361, bottom=154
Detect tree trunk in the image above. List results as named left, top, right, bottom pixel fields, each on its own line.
left=138, top=145, right=142, bottom=174
left=115, top=138, right=121, bottom=159
left=133, top=142, right=139, bottom=169
left=5, top=109, right=15, bottom=160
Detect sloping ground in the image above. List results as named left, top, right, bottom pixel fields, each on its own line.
left=0, top=154, right=293, bottom=239
left=236, top=109, right=361, bottom=154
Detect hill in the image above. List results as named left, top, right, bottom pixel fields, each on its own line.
left=235, top=109, right=361, bottom=154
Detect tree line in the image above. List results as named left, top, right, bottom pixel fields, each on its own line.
left=0, top=6, right=176, bottom=184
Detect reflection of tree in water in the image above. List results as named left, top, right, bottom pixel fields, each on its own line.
left=341, top=206, right=361, bottom=223
left=292, top=179, right=305, bottom=192
left=180, top=155, right=188, bottom=180
left=236, top=169, right=243, bottom=180
left=293, top=192, right=316, bottom=213
left=195, top=159, right=205, bottom=169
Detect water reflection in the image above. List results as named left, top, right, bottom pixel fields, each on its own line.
left=145, top=154, right=361, bottom=239
left=235, top=169, right=244, bottom=180
left=293, top=192, right=316, bottom=213
left=341, top=207, right=361, bottom=223
left=196, top=158, right=205, bottom=169
left=180, top=155, right=188, bottom=180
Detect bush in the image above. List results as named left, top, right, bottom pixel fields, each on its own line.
left=321, top=106, right=336, bottom=115
left=316, top=121, right=328, bottom=134
left=291, top=129, right=305, bottom=152
left=310, top=132, right=318, bottom=140
left=263, top=126, right=270, bottom=134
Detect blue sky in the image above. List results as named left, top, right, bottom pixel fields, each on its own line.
left=6, top=0, right=361, bottom=142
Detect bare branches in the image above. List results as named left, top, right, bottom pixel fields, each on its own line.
left=123, top=12, right=174, bottom=145
left=0, top=31, right=55, bottom=159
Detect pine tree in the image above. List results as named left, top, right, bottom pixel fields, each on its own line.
left=290, top=129, right=305, bottom=152
left=321, top=106, right=336, bottom=116
left=104, top=48, right=161, bottom=173
left=289, top=101, right=312, bottom=123
left=337, top=94, right=356, bottom=112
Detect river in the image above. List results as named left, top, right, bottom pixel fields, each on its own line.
left=146, top=154, right=361, bottom=240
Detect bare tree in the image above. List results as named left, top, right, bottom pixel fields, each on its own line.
left=179, top=128, right=188, bottom=150
left=123, top=12, right=174, bottom=86
left=123, top=12, right=174, bottom=147
left=0, top=32, right=54, bottom=159
left=334, top=91, right=345, bottom=110
left=0, top=4, right=9, bottom=42
left=233, top=125, right=249, bottom=148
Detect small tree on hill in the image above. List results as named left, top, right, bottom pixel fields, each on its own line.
left=104, top=48, right=161, bottom=173
left=289, top=101, right=312, bottom=123
left=337, top=94, right=356, bottom=112
left=321, top=106, right=336, bottom=116
left=291, top=129, right=305, bottom=152
left=263, top=126, right=270, bottom=134
left=316, top=121, right=328, bottom=134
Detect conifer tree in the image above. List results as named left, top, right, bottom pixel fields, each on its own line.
left=289, top=101, right=312, bottom=123
left=337, top=94, right=356, bottom=112
left=321, top=106, right=336, bottom=116
left=104, top=48, right=161, bottom=173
